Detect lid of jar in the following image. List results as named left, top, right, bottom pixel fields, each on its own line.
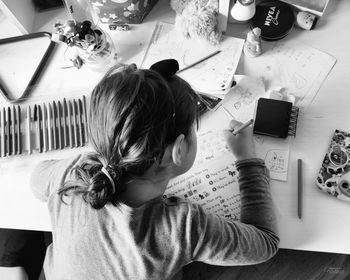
left=250, top=0, right=295, bottom=41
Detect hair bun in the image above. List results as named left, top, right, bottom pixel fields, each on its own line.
left=150, top=59, right=179, bottom=78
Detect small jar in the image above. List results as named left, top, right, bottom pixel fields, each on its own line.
left=78, top=26, right=116, bottom=70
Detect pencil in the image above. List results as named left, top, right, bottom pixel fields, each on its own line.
left=17, top=105, right=21, bottom=155
left=82, top=95, right=88, bottom=144
left=78, top=99, right=84, bottom=145
left=42, top=103, right=47, bottom=152
left=37, top=105, right=43, bottom=153
left=298, top=159, right=303, bottom=219
left=62, top=99, right=67, bottom=147
left=1, top=108, right=4, bottom=157
left=47, top=103, right=52, bottom=151
left=57, top=101, right=63, bottom=149
left=72, top=99, right=78, bottom=147
left=67, top=100, right=73, bottom=148
left=27, top=105, right=31, bottom=154
left=7, top=107, right=11, bottom=155
left=12, top=106, right=16, bottom=155
left=231, top=119, right=254, bottom=135
left=52, top=101, right=57, bottom=150
left=177, top=50, right=221, bottom=74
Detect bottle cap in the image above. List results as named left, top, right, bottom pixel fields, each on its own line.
left=250, top=0, right=295, bottom=41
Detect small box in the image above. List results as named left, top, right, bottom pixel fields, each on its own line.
left=91, top=0, right=159, bottom=24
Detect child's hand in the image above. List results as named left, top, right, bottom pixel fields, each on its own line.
left=223, top=120, right=257, bottom=161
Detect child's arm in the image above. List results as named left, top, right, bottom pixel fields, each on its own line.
left=30, top=154, right=82, bottom=202
left=187, top=120, right=279, bottom=264
left=186, top=158, right=279, bottom=265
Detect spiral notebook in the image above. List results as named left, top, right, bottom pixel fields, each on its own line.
left=253, top=98, right=299, bottom=138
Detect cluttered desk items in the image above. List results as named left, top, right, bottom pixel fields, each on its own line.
left=316, top=130, right=350, bottom=202
left=0, top=32, right=55, bottom=103
left=0, top=96, right=88, bottom=158
left=140, top=21, right=244, bottom=96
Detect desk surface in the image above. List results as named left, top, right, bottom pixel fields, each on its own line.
left=1, top=0, right=350, bottom=255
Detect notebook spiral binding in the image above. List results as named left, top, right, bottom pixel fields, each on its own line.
left=287, top=106, right=299, bottom=137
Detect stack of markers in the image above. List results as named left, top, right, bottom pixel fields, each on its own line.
left=0, top=96, right=89, bottom=157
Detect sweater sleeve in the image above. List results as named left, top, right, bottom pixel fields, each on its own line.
left=30, top=154, right=82, bottom=202
left=190, top=158, right=279, bottom=265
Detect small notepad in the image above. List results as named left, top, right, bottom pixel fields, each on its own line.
left=253, top=98, right=299, bottom=138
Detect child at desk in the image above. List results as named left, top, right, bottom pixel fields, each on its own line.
left=29, top=62, right=279, bottom=279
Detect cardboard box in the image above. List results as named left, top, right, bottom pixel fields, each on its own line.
left=91, top=0, right=159, bottom=24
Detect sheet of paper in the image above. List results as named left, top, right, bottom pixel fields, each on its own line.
left=241, top=40, right=337, bottom=108
left=164, top=130, right=241, bottom=221
left=140, top=21, right=244, bottom=94
left=201, top=75, right=290, bottom=181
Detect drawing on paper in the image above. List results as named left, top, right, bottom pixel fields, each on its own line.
left=141, top=21, right=244, bottom=94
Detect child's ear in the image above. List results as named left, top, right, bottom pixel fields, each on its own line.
left=172, top=134, right=185, bottom=166
left=159, top=134, right=185, bottom=167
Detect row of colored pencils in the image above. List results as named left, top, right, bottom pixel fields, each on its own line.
left=0, top=96, right=88, bottom=157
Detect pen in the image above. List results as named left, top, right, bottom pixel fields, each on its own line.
left=298, top=158, right=303, bottom=219
left=177, top=50, right=221, bottom=74
left=231, top=119, right=254, bottom=135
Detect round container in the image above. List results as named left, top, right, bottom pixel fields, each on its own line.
left=250, top=0, right=295, bottom=41
left=78, top=27, right=116, bottom=70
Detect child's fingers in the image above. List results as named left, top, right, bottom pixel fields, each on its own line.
left=229, top=120, right=243, bottom=131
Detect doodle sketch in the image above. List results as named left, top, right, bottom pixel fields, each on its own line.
left=140, top=21, right=244, bottom=94
left=241, top=40, right=336, bottom=108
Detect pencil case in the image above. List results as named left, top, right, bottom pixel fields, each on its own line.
left=316, top=129, right=350, bottom=202
left=0, top=95, right=89, bottom=158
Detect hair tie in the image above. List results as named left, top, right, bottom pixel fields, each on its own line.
left=101, top=166, right=116, bottom=193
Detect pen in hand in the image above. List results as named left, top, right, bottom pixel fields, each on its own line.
left=222, top=106, right=254, bottom=135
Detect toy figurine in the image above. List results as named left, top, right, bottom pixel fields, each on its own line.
left=243, top=27, right=262, bottom=58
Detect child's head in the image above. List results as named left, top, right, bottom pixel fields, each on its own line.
left=60, top=64, right=199, bottom=209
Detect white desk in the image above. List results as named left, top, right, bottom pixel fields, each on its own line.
left=1, top=0, right=350, bottom=255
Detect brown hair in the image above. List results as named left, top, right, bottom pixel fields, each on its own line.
left=58, top=65, right=199, bottom=209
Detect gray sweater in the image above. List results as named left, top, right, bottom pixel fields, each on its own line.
left=30, top=154, right=279, bottom=280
